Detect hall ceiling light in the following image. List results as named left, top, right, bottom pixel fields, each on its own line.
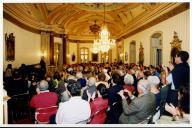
left=90, top=4, right=116, bottom=53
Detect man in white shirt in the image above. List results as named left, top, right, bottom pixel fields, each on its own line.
left=56, top=81, right=91, bottom=124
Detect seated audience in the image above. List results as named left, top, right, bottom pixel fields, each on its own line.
left=147, top=75, right=161, bottom=108
left=52, top=71, right=61, bottom=89
left=82, top=77, right=97, bottom=101
left=56, top=80, right=91, bottom=124
left=96, top=73, right=109, bottom=88
left=8, top=69, right=28, bottom=96
left=123, top=73, right=135, bottom=94
left=157, top=87, right=189, bottom=124
left=118, top=79, right=156, bottom=124
left=147, top=75, right=161, bottom=123
left=159, top=71, right=169, bottom=115
left=87, top=83, right=108, bottom=124
left=4, top=57, right=190, bottom=124
left=103, top=68, right=110, bottom=82
left=56, top=81, right=70, bottom=103
left=28, top=73, right=39, bottom=99
left=30, top=80, right=58, bottom=109
left=76, top=72, right=87, bottom=88
left=107, top=72, right=123, bottom=124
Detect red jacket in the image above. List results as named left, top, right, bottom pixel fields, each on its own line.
left=90, top=97, right=108, bottom=124
left=30, top=91, right=58, bottom=109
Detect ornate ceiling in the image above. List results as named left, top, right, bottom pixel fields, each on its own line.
left=3, top=3, right=189, bottom=41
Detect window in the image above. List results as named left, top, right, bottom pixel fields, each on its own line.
left=80, top=48, right=89, bottom=63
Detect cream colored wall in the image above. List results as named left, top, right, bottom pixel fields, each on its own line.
left=3, top=19, right=41, bottom=70
left=123, top=10, right=189, bottom=66
left=54, top=37, right=62, bottom=44
left=111, top=45, right=117, bottom=62
left=68, top=42, right=77, bottom=64
left=67, top=42, right=117, bottom=64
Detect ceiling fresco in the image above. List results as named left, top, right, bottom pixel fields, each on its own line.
left=3, top=3, right=188, bottom=40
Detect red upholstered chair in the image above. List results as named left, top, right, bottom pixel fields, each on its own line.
left=35, top=106, right=58, bottom=124
left=88, top=106, right=108, bottom=124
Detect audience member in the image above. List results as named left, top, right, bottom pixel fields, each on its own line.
left=148, top=75, right=160, bottom=108
left=107, top=72, right=123, bottom=124
left=87, top=83, right=108, bottom=124
left=30, top=80, right=58, bottom=109
left=123, top=73, right=135, bottom=94
left=164, top=51, right=189, bottom=107
left=96, top=73, right=109, bottom=88
left=82, top=77, right=97, bottom=101
left=118, top=79, right=156, bottom=124
left=157, top=87, right=189, bottom=124
left=56, top=80, right=91, bottom=124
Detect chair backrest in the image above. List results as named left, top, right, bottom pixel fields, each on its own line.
left=139, top=115, right=153, bottom=124
left=152, top=106, right=160, bottom=123
left=88, top=106, right=108, bottom=124
left=35, top=106, right=58, bottom=123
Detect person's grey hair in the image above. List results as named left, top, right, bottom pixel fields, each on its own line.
left=76, top=72, right=83, bottom=79
left=38, top=80, right=49, bottom=91
left=79, top=66, right=83, bottom=72
left=138, top=79, right=150, bottom=94
left=88, top=77, right=96, bottom=86
left=124, top=74, right=134, bottom=85
left=147, top=76, right=160, bottom=88
left=67, top=75, right=77, bottom=81
left=103, top=69, right=108, bottom=74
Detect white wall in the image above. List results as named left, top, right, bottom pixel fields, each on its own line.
left=123, top=10, right=189, bottom=66
left=3, top=19, right=41, bottom=70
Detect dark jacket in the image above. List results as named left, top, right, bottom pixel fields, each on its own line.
left=107, top=84, right=123, bottom=123
left=171, top=62, right=189, bottom=90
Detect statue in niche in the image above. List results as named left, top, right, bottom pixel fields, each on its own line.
left=5, top=33, right=15, bottom=61
left=139, top=42, right=144, bottom=65
left=170, top=31, right=182, bottom=65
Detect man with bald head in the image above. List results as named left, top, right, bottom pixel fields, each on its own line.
left=82, top=77, right=97, bottom=101
left=30, top=80, right=58, bottom=109
left=118, top=79, right=156, bottom=124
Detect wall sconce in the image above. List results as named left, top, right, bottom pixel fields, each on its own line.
left=67, top=54, right=70, bottom=58
left=120, top=53, right=124, bottom=57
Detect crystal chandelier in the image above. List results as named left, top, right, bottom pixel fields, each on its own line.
left=90, top=4, right=116, bottom=53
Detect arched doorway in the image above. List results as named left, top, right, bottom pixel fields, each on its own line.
left=129, top=41, right=136, bottom=64
left=150, top=32, right=162, bottom=66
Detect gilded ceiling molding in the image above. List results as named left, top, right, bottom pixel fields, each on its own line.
left=48, top=4, right=75, bottom=24
left=117, top=3, right=180, bottom=38
left=3, top=11, right=41, bottom=34
left=3, top=3, right=189, bottom=42
left=117, top=3, right=189, bottom=41
left=67, top=39, right=92, bottom=43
